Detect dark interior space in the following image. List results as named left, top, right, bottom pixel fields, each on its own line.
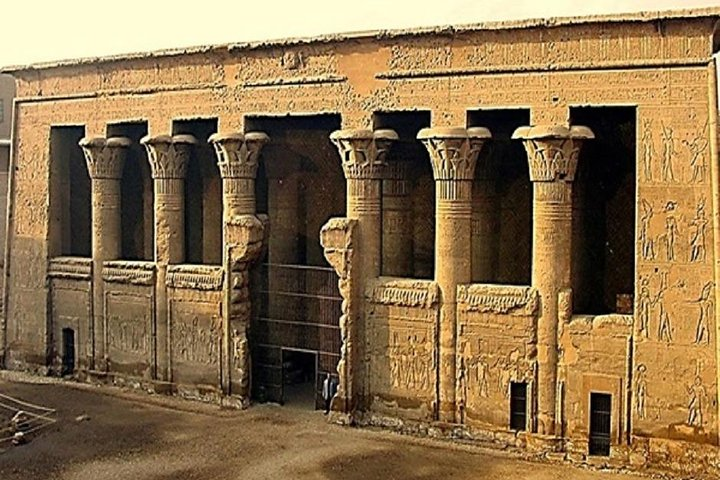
left=49, top=125, right=90, bottom=257
left=467, top=109, right=532, bottom=285
left=107, top=122, right=152, bottom=260
left=246, top=114, right=343, bottom=407
left=570, top=106, right=636, bottom=314
left=281, top=349, right=317, bottom=409
left=172, top=118, right=221, bottom=265
left=373, top=111, right=433, bottom=279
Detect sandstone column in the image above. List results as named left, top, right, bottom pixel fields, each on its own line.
left=209, top=131, right=269, bottom=404
left=472, top=156, right=499, bottom=282
left=417, top=126, right=491, bottom=423
left=512, top=125, right=594, bottom=435
left=329, top=128, right=398, bottom=410
left=382, top=160, right=413, bottom=277
left=80, top=136, right=131, bottom=371
left=141, top=134, right=196, bottom=381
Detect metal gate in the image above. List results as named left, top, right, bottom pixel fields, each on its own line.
left=251, top=263, right=342, bottom=408
left=589, top=392, right=612, bottom=456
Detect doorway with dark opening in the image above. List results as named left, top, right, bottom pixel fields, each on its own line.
left=589, top=392, right=612, bottom=456
left=282, top=349, right=318, bottom=409
left=61, top=328, right=75, bottom=376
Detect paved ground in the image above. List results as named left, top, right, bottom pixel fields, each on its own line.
left=0, top=374, right=650, bottom=480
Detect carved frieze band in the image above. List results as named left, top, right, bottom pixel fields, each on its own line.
left=512, top=125, right=594, bottom=183
left=48, top=256, right=93, bottom=281
left=102, top=261, right=156, bottom=285
left=417, top=127, right=491, bottom=181
left=366, top=278, right=440, bottom=308
left=141, top=134, right=197, bottom=179
left=330, top=129, right=398, bottom=180
left=209, top=131, right=270, bottom=179
left=79, top=136, right=131, bottom=180
left=457, top=284, right=539, bottom=316
left=167, top=265, right=224, bottom=291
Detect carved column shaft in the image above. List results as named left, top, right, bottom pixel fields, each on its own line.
left=330, top=128, right=398, bottom=411
left=472, top=159, right=499, bottom=282
left=383, top=161, right=413, bottom=277
left=418, top=126, right=491, bottom=423
left=210, top=132, right=269, bottom=403
left=80, top=136, right=131, bottom=371
left=142, top=134, right=196, bottom=381
left=513, top=125, right=593, bottom=435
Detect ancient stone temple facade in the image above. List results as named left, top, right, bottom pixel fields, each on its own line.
left=2, top=6, right=720, bottom=474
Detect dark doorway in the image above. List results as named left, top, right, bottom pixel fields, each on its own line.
left=589, top=392, right=612, bottom=456
left=61, top=328, right=75, bottom=376
left=509, top=382, right=527, bottom=431
left=282, top=349, right=317, bottom=409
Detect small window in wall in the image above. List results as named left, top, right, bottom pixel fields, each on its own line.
left=49, top=126, right=90, bottom=257
left=172, top=118, right=221, bottom=265
left=509, top=382, right=527, bottom=431
left=589, top=392, right=612, bottom=456
left=467, top=109, right=532, bottom=285
left=107, top=122, right=152, bottom=260
left=373, top=111, right=433, bottom=279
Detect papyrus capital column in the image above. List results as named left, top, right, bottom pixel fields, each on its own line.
left=329, top=128, right=397, bottom=411
left=512, top=124, right=594, bottom=435
left=417, top=126, right=491, bottom=423
left=141, top=134, right=196, bottom=264
left=79, top=136, right=131, bottom=371
left=209, top=131, right=269, bottom=405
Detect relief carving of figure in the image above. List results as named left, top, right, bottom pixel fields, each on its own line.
left=476, top=357, right=490, bottom=399
left=640, top=199, right=655, bottom=260
left=656, top=272, right=673, bottom=343
left=637, top=277, right=653, bottom=339
left=660, top=123, right=677, bottom=183
left=689, top=198, right=708, bottom=263
left=641, top=119, right=654, bottom=182
left=684, top=123, right=709, bottom=183
left=660, top=202, right=680, bottom=262
left=687, top=376, right=707, bottom=427
left=693, top=281, right=713, bottom=345
left=457, top=357, right=467, bottom=422
left=635, top=364, right=648, bottom=420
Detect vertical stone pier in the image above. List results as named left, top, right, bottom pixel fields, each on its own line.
left=382, top=160, right=413, bottom=277
left=512, top=125, right=593, bottom=435
left=141, top=134, right=196, bottom=381
left=329, top=128, right=398, bottom=409
left=418, top=126, right=491, bottom=422
left=472, top=155, right=498, bottom=282
left=209, top=131, right=269, bottom=404
left=79, top=136, right=131, bottom=371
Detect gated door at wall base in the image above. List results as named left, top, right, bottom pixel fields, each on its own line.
left=589, top=392, right=612, bottom=456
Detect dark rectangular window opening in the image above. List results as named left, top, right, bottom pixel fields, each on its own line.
left=589, top=392, right=612, bottom=456
left=373, top=111, right=433, bottom=279
left=49, top=126, right=90, bottom=257
left=570, top=107, right=636, bottom=315
left=107, top=122, right=152, bottom=261
left=61, top=327, right=75, bottom=376
left=467, top=109, right=532, bottom=285
left=172, top=118, right=221, bottom=265
left=509, top=381, right=527, bottom=431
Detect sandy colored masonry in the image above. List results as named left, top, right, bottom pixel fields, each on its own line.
left=2, top=6, right=720, bottom=476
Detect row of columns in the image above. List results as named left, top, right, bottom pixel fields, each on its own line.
left=329, top=124, right=593, bottom=434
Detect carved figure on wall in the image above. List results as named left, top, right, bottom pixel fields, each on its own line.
left=232, top=328, right=246, bottom=371
left=661, top=202, right=680, bottom=262
left=390, top=333, right=431, bottom=392
left=640, top=199, right=655, bottom=260
left=656, top=272, right=673, bottom=343
left=635, top=364, right=648, bottom=420
left=660, top=123, right=677, bottom=183
left=637, top=277, right=653, bottom=339
left=476, top=357, right=490, bottom=399
left=693, top=281, right=713, bottom=345
left=641, top=119, right=654, bottom=182
left=457, top=357, right=467, bottom=423
left=689, top=198, right=708, bottom=263
left=687, top=375, right=707, bottom=427
left=684, top=122, right=709, bottom=183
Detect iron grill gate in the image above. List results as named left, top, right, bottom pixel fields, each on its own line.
left=251, top=263, right=342, bottom=408
left=589, top=392, right=612, bottom=456
left=509, top=382, right=527, bottom=431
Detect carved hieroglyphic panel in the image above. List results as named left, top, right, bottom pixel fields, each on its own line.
left=366, top=278, right=439, bottom=420
left=456, top=284, right=538, bottom=428
left=104, top=291, right=153, bottom=376
left=169, top=296, right=222, bottom=387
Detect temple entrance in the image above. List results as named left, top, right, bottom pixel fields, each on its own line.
left=589, top=392, right=612, bottom=456
left=61, top=328, right=75, bottom=376
left=248, top=114, right=344, bottom=409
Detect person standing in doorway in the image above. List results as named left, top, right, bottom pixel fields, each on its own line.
left=322, top=373, right=338, bottom=414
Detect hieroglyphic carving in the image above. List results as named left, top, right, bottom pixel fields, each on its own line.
left=167, top=265, right=223, bottom=291
left=389, top=332, right=432, bottom=391
left=48, top=257, right=92, bottom=281
left=687, top=362, right=708, bottom=427
left=656, top=272, right=673, bottom=343
left=689, top=197, right=708, bottom=263
left=108, top=317, right=148, bottom=355
left=635, top=364, right=648, bottom=420
left=641, top=119, right=655, bottom=182
left=684, top=122, right=709, bottom=183
left=457, top=284, right=539, bottom=316
left=173, top=315, right=220, bottom=365
left=320, top=217, right=357, bottom=411
left=102, top=261, right=155, bottom=286
left=661, top=202, right=680, bottom=262
left=366, top=278, right=439, bottom=308
left=640, top=199, right=656, bottom=260
left=692, top=281, right=713, bottom=345
left=659, top=123, right=677, bottom=183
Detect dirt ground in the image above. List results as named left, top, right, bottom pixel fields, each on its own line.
left=0, top=373, right=651, bottom=480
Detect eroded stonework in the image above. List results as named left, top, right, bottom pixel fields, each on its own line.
left=3, top=6, right=720, bottom=475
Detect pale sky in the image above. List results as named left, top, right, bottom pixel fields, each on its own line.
left=2, top=0, right=720, bottom=67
